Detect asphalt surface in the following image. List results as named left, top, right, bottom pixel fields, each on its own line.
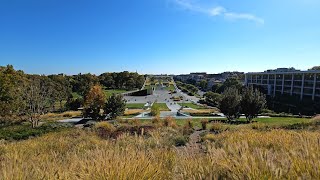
left=125, top=82, right=201, bottom=106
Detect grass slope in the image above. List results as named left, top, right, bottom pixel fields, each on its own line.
left=0, top=122, right=319, bottom=179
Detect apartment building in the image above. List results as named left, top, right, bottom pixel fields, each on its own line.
left=245, top=69, right=320, bottom=100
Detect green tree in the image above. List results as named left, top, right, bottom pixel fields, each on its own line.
left=211, top=83, right=223, bottom=93
left=204, top=91, right=221, bottom=107
left=241, top=86, right=266, bottom=122
left=310, top=66, right=320, bottom=70
left=150, top=103, right=160, bottom=117
left=136, top=75, right=145, bottom=89
left=215, top=78, right=243, bottom=93
left=83, top=85, right=106, bottom=120
left=199, top=80, right=208, bottom=90
left=48, top=74, right=71, bottom=112
left=0, top=65, right=27, bottom=123
left=71, top=73, right=99, bottom=96
left=104, top=94, right=126, bottom=120
left=24, top=76, right=53, bottom=128
left=219, top=87, right=241, bottom=121
left=100, top=73, right=115, bottom=89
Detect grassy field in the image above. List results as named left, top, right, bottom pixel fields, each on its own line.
left=255, top=117, right=312, bottom=125
left=126, top=103, right=146, bottom=109
left=0, top=117, right=319, bottom=179
left=165, top=84, right=176, bottom=91
left=154, top=103, right=170, bottom=111
left=179, top=103, right=207, bottom=109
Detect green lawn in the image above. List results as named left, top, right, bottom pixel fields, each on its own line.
left=179, top=103, right=206, bottom=109
left=154, top=103, right=170, bottom=111
left=104, top=89, right=128, bottom=97
left=255, top=117, right=312, bottom=126
left=165, top=85, right=176, bottom=91
left=126, top=103, right=146, bottom=109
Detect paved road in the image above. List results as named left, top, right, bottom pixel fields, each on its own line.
left=125, top=80, right=201, bottom=106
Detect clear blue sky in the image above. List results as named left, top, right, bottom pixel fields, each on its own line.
left=0, top=0, right=319, bottom=75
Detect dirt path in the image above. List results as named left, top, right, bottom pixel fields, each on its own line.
left=176, top=129, right=207, bottom=155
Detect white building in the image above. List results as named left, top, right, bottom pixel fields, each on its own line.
left=245, top=70, right=320, bottom=100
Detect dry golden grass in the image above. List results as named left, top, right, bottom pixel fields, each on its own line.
left=181, top=109, right=217, bottom=114
left=41, top=111, right=82, bottom=121
left=0, top=129, right=175, bottom=179
left=0, top=128, right=320, bottom=179
left=312, top=115, right=320, bottom=122
left=177, top=129, right=320, bottom=179
left=124, top=109, right=144, bottom=116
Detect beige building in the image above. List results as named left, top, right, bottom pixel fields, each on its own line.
left=245, top=70, right=320, bottom=101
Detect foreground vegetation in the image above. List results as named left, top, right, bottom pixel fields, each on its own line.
left=0, top=117, right=319, bottom=179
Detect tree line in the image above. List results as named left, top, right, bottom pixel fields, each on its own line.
left=176, top=81, right=199, bottom=96
left=0, top=65, right=144, bottom=127
left=201, top=78, right=266, bottom=122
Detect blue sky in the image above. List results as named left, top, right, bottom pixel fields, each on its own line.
left=0, top=0, right=319, bottom=75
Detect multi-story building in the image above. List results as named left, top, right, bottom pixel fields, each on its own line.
left=175, top=71, right=245, bottom=90
left=245, top=68, right=320, bottom=101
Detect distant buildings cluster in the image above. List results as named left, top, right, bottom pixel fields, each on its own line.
left=174, top=72, right=245, bottom=89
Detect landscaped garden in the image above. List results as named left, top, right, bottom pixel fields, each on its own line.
left=125, top=103, right=146, bottom=109
left=1, top=116, right=319, bottom=179
left=178, top=102, right=206, bottom=109
left=153, top=103, right=170, bottom=111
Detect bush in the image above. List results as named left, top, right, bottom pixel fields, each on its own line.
left=312, top=115, right=320, bottom=125
left=152, top=116, right=161, bottom=125
left=201, top=120, right=209, bottom=130
left=251, top=123, right=272, bottom=131
left=128, top=118, right=141, bottom=126
left=163, top=117, right=177, bottom=128
left=95, top=121, right=116, bottom=138
left=210, top=123, right=228, bottom=134
left=116, top=117, right=128, bottom=124
left=0, top=123, right=73, bottom=141
left=173, top=135, right=188, bottom=146
left=202, top=133, right=215, bottom=142
left=150, top=104, right=160, bottom=117
left=182, top=120, right=194, bottom=135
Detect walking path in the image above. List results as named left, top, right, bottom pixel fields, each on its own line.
left=176, top=129, right=207, bottom=155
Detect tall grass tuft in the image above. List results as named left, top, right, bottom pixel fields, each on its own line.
left=163, top=117, right=177, bottom=129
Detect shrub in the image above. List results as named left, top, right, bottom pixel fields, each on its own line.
left=95, top=121, right=116, bottom=138
left=202, top=133, right=215, bottom=142
left=116, top=117, right=128, bottom=124
left=182, top=120, right=194, bottom=135
left=152, top=116, right=161, bottom=125
left=251, top=123, right=271, bottom=131
left=173, top=135, right=188, bottom=146
left=0, top=123, right=72, bottom=141
left=201, top=120, right=209, bottom=130
left=163, top=117, right=177, bottom=128
left=150, top=104, right=160, bottom=117
left=312, top=115, right=320, bottom=125
left=128, top=118, right=140, bottom=126
left=210, top=123, right=228, bottom=134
